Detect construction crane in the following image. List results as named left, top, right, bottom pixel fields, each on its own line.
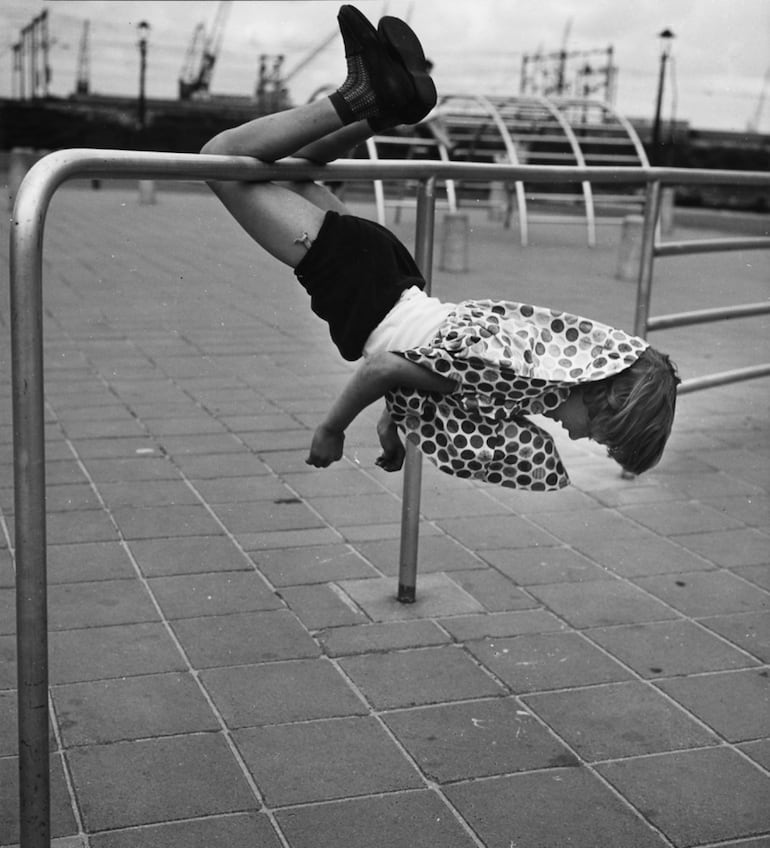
left=75, top=20, right=90, bottom=95
left=747, top=67, right=769, bottom=133
left=178, top=0, right=232, bottom=100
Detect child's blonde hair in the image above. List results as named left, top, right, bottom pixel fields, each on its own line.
left=582, top=347, right=680, bottom=475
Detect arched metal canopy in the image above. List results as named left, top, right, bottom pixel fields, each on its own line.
left=366, top=94, right=649, bottom=246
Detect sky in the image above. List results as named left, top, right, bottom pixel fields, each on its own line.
left=2, top=0, right=769, bottom=133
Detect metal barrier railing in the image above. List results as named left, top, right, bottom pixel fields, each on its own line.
left=631, top=178, right=770, bottom=394
left=9, top=150, right=770, bottom=846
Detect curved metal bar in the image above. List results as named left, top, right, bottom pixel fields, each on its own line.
left=473, top=94, right=529, bottom=246
left=536, top=96, right=597, bottom=247
left=9, top=149, right=770, bottom=847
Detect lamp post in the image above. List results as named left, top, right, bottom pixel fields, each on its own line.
left=136, top=20, right=150, bottom=130
left=651, top=28, right=674, bottom=164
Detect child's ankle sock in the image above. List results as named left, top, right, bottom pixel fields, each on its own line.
left=329, top=55, right=379, bottom=125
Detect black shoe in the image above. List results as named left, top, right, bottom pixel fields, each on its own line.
left=338, top=4, right=378, bottom=57
left=376, top=15, right=437, bottom=126
left=333, top=5, right=436, bottom=127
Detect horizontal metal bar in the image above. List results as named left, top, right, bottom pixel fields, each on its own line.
left=20, top=148, right=770, bottom=191
left=647, top=301, right=770, bottom=331
left=656, top=237, right=770, bottom=257
left=679, top=364, right=770, bottom=394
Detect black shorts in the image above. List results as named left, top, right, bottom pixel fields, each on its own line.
left=294, top=211, right=425, bottom=361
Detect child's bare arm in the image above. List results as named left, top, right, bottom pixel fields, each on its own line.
left=307, top=353, right=456, bottom=468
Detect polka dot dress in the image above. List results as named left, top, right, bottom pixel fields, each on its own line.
left=385, top=300, right=648, bottom=491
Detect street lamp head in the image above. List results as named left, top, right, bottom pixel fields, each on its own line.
left=137, top=20, right=150, bottom=45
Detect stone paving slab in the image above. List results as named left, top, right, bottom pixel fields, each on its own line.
left=0, top=186, right=768, bottom=846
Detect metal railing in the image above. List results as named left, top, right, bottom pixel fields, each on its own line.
left=8, top=149, right=770, bottom=847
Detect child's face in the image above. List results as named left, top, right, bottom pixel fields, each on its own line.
left=545, top=389, right=595, bottom=442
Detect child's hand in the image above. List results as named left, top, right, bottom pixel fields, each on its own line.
left=375, top=410, right=405, bottom=472
left=307, top=424, right=345, bottom=468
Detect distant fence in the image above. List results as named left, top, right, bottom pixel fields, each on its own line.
left=9, top=150, right=770, bottom=847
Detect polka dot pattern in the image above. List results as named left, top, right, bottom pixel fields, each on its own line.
left=385, top=299, right=647, bottom=491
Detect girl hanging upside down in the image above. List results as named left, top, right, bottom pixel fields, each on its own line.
left=201, top=4, right=680, bottom=492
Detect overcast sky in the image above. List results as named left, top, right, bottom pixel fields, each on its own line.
left=2, top=0, right=769, bottom=132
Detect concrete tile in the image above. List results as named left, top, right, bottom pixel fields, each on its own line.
left=129, top=536, right=254, bottom=577
left=44, top=509, right=119, bottom=545
left=0, top=755, right=78, bottom=843
left=572, top=535, right=715, bottom=577
left=67, top=735, right=258, bottom=831
left=48, top=579, right=159, bottom=630
left=657, top=669, right=770, bottom=742
left=587, top=619, right=759, bottom=678
left=338, top=574, right=483, bottom=621
left=738, top=738, right=770, bottom=771
left=0, top=635, right=17, bottom=689
left=170, top=453, right=271, bottom=479
left=385, top=698, right=577, bottom=782
left=353, top=534, right=483, bottom=577
left=52, top=672, right=218, bottom=746
left=436, top=514, right=555, bottom=550
left=96, top=479, right=200, bottom=509
left=282, top=468, right=386, bottom=498
left=446, top=769, right=668, bottom=848
left=339, top=645, right=504, bottom=709
left=438, top=609, right=567, bottom=641
left=597, top=748, right=770, bottom=847
left=238, top=527, right=342, bottom=550
left=319, top=620, right=450, bottom=657
left=157, top=433, right=243, bottom=456
left=111, top=504, right=224, bottom=540
left=481, top=545, right=610, bottom=585
left=252, top=544, right=376, bottom=586
left=527, top=508, right=653, bottom=545
left=634, top=570, right=770, bottom=617
left=700, top=493, right=770, bottom=528
left=466, top=632, right=632, bottom=694
left=620, top=501, right=744, bottom=535
left=213, top=499, right=325, bottom=534
left=309, top=493, right=403, bottom=527
left=238, top=429, right=313, bottom=452
left=735, top=564, right=770, bottom=591
left=524, top=681, right=719, bottom=761
left=148, top=571, right=281, bottom=618
left=201, top=659, right=366, bottom=727
left=50, top=623, right=186, bottom=685
left=234, top=717, right=422, bottom=806
left=701, top=611, right=770, bottom=662
left=672, top=528, right=770, bottom=568
left=188, top=475, right=295, bottom=504
left=278, top=584, right=368, bottom=629
left=275, top=791, right=478, bottom=848
left=171, top=609, right=319, bottom=668
left=450, top=569, right=541, bottom=611
left=88, top=813, right=282, bottom=848
left=528, top=579, right=679, bottom=628
left=83, top=456, right=180, bottom=484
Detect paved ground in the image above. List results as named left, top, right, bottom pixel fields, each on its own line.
left=1, top=180, right=769, bottom=848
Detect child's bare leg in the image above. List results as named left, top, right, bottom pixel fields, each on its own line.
left=201, top=5, right=436, bottom=268
left=201, top=98, right=349, bottom=267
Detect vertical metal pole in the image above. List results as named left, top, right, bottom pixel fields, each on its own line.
left=397, top=178, right=436, bottom=603
left=633, top=179, right=662, bottom=339
left=11, top=167, right=51, bottom=847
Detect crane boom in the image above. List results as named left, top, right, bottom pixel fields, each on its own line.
left=178, top=0, right=232, bottom=100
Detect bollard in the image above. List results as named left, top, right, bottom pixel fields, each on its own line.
left=487, top=181, right=507, bottom=221
left=659, top=186, right=675, bottom=235
left=439, top=212, right=469, bottom=272
left=7, top=147, right=37, bottom=211
left=615, top=214, right=644, bottom=282
left=138, top=179, right=156, bottom=205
